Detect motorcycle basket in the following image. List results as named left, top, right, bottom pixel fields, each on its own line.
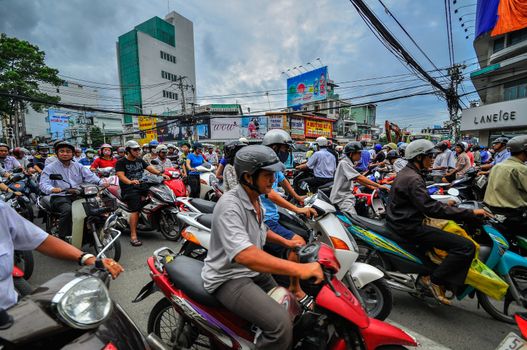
left=82, top=197, right=117, bottom=216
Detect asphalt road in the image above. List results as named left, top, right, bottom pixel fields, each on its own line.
left=28, top=218, right=516, bottom=350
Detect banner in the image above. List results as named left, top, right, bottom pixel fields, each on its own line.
left=241, top=116, right=268, bottom=140
left=48, top=109, right=70, bottom=140
left=138, top=116, right=157, bottom=144
left=268, top=114, right=289, bottom=130
left=287, top=66, right=328, bottom=107
left=305, top=118, right=333, bottom=139
left=157, top=121, right=210, bottom=142
left=210, top=117, right=241, bottom=140
left=290, top=117, right=305, bottom=140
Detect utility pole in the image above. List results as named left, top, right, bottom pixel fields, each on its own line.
left=446, top=64, right=465, bottom=141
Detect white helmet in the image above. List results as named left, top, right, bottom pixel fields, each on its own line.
left=239, top=137, right=249, bottom=143
left=156, top=145, right=168, bottom=153
left=405, top=139, right=437, bottom=160
left=315, top=136, right=328, bottom=147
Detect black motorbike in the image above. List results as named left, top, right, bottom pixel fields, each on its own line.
left=0, top=258, right=168, bottom=350
left=2, top=171, right=35, bottom=222
left=449, top=168, right=486, bottom=201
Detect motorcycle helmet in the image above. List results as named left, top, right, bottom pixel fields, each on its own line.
left=492, top=136, right=509, bottom=146
left=54, top=141, right=75, bottom=153
left=262, top=129, right=294, bottom=149
left=193, top=142, right=203, bottom=150
left=100, top=143, right=112, bottom=151
left=117, top=146, right=126, bottom=153
left=12, top=147, right=25, bottom=158
left=156, top=144, right=168, bottom=153
left=235, top=145, right=285, bottom=188
left=455, top=142, right=466, bottom=152
left=315, top=136, right=328, bottom=147
left=125, top=140, right=141, bottom=152
left=374, top=144, right=382, bottom=152
left=0, top=143, right=9, bottom=151
left=507, top=135, right=527, bottom=154
left=386, top=150, right=399, bottom=160
left=386, top=142, right=397, bottom=150
left=149, top=140, right=159, bottom=148
left=435, top=142, right=448, bottom=152
left=405, top=139, right=437, bottom=160
left=167, top=143, right=175, bottom=150
left=224, top=140, right=248, bottom=161
left=343, top=141, right=363, bottom=155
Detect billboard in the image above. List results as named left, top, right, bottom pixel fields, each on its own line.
left=268, top=114, right=289, bottom=130
left=157, top=121, right=210, bottom=141
left=138, top=116, right=157, bottom=144
left=305, top=118, right=333, bottom=139
left=287, top=66, right=328, bottom=107
left=240, top=116, right=268, bottom=140
left=290, top=117, right=305, bottom=140
left=210, top=117, right=241, bottom=140
left=48, top=109, right=71, bottom=140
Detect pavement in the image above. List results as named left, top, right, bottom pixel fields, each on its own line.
left=28, top=219, right=517, bottom=350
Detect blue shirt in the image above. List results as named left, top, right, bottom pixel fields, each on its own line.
left=187, top=152, right=205, bottom=174
left=261, top=171, right=286, bottom=222
left=220, top=157, right=228, bottom=166
left=307, top=148, right=336, bottom=178
left=355, top=150, right=371, bottom=172
left=79, top=157, right=93, bottom=166
left=492, top=149, right=511, bottom=165
left=39, top=159, right=102, bottom=196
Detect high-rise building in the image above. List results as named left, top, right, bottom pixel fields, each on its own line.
left=460, top=1, right=527, bottom=145
left=117, top=11, right=196, bottom=127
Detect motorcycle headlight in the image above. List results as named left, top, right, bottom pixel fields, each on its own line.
left=169, top=171, right=180, bottom=179
left=83, top=185, right=99, bottom=196
left=52, top=276, right=112, bottom=329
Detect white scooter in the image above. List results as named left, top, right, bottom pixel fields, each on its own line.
left=176, top=191, right=393, bottom=320
left=192, top=163, right=221, bottom=201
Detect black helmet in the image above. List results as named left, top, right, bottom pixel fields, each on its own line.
left=37, top=143, right=49, bottom=151
left=435, top=142, right=448, bottom=152
left=386, top=150, right=399, bottom=160
left=235, top=145, right=285, bottom=182
left=54, top=141, right=75, bottom=153
left=492, top=136, right=509, bottom=146
left=455, top=142, right=465, bottom=152
left=507, top=135, right=527, bottom=154
left=224, top=140, right=247, bottom=160
left=343, top=142, right=363, bottom=155
left=193, top=142, right=203, bottom=150
left=360, top=140, right=368, bottom=147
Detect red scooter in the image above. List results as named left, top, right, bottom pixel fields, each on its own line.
left=134, top=243, right=417, bottom=349
left=163, top=166, right=187, bottom=197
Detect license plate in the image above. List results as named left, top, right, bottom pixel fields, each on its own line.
left=496, top=333, right=527, bottom=350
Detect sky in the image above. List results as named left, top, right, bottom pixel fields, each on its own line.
left=0, top=0, right=481, bottom=131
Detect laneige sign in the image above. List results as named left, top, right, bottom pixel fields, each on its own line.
left=461, top=98, right=527, bottom=131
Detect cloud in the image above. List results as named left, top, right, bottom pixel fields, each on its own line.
left=0, top=0, right=477, bottom=130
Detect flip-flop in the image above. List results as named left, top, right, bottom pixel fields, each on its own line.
left=298, top=294, right=314, bottom=311
left=130, top=239, right=143, bottom=247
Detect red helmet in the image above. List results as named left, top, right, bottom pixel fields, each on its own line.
left=13, top=147, right=25, bottom=158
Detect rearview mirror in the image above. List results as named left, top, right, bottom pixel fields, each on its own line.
left=49, top=174, right=63, bottom=181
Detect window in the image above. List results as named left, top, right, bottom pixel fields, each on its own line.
left=493, top=37, right=505, bottom=53
left=160, top=50, right=177, bottom=64
left=510, top=28, right=527, bottom=46
left=504, top=77, right=527, bottom=101
left=162, top=90, right=178, bottom=100
left=161, top=70, right=179, bottom=82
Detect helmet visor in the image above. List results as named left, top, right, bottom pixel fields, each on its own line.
left=260, top=160, right=286, bottom=173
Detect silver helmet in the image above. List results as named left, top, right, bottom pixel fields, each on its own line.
left=405, top=139, right=437, bottom=160
left=507, top=135, right=527, bottom=153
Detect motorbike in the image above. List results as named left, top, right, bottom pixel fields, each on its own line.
left=0, top=250, right=168, bottom=350
left=37, top=175, right=122, bottom=261
left=176, top=190, right=393, bottom=321
left=134, top=244, right=417, bottom=349
left=105, top=174, right=181, bottom=241
left=340, top=201, right=527, bottom=324
left=448, top=168, right=486, bottom=201
left=1, top=172, right=35, bottom=222
left=192, top=163, right=221, bottom=201
left=163, top=166, right=187, bottom=197
left=95, top=166, right=119, bottom=186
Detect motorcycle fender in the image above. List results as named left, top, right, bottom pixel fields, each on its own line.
left=132, top=280, right=158, bottom=303
left=496, top=250, right=527, bottom=276
left=71, top=199, right=87, bottom=249
left=186, top=226, right=211, bottom=250
left=360, top=318, right=418, bottom=349
left=349, top=262, right=384, bottom=289
left=315, top=277, right=369, bottom=329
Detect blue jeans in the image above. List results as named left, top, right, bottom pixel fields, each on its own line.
left=264, top=220, right=294, bottom=256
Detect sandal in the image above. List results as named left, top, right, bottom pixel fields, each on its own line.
left=130, top=239, right=143, bottom=247
left=298, top=294, right=315, bottom=311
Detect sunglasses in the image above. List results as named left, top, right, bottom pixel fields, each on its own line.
left=131, top=148, right=141, bottom=152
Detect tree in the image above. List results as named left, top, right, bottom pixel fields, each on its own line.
left=85, top=126, right=105, bottom=148
left=0, top=33, right=63, bottom=134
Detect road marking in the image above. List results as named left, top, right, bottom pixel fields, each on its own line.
left=388, top=320, right=452, bottom=349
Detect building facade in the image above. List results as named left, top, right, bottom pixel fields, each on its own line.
left=117, top=12, right=196, bottom=128
left=460, top=1, right=527, bottom=145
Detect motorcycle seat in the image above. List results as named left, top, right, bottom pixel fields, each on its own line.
left=277, top=208, right=311, bottom=240
left=39, top=195, right=53, bottom=212
left=165, top=255, right=220, bottom=307
left=189, top=198, right=216, bottom=213
left=197, top=214, right=213, bottom=229
left=318, top=182, right=333, bottom=197
left=349, top=215, right=411, bottom=244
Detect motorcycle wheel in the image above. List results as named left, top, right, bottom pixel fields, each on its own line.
left=148, top=298, right=212, bottom=349
left=14, top=250, right=34, bottom=280
left=357, top=243, right=389, bottom=270
left=344, top=274, right=393, bottom=321
left=159, top=210, right=181, bottom=241
left=95, top=230, right=122, bottom=262
left=477, top=267, right=527, bottom=324
left=14, top=277, right=33, bottom=298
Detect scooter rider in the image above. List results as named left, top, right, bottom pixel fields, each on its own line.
left=31, top=143, right=50, bottom=172
left=143, top=140, right=159, bottom=164
left=90, top=143, right=117, bottom=171
left=202, top=145, right=323, bottom=350
left=0, top=143, right=21, bottom=173
left=295, top=136, right=336, bottom=192
left=484, top=135, right=527, bottom=238
left=39, top=141, right=109, bottom=240
left=151, top=144, right=173, bottom=172
left=386, top=139, right=492, bottom=305
left=478, top=136, right=511, bottom=176
left=330, top=142, right=389, bottom=215
left=115, top=140, right=170, bottom=246
left=0, top=200, right=123, bottom=310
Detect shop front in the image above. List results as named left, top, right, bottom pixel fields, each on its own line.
left=460, top=97, right=527, bottom=145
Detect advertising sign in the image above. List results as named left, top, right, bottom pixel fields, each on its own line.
left=157, top=121, right=210, bottom=142
left=210, top=117, right=241, bottom=140
left=287, top=66, right=328, bottom=107
left=268, top=114, right=289, bottom=130
left=48, top=109, right=70, bottom=140
left=290, top=117, right=305, bottom=140
left=241, top=116, right=268, bottom=140
left=138, top=116, right=157, bottom=144
left=461, top=97, right=527, bottom=131
left=305, top=118, right=333, bottom=139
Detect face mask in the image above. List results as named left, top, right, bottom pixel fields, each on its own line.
left=103, top=150, right=112, bottom=156
left=278, top=150, right=290, bottom=163
left=87, top=153, right=94, bottom=159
